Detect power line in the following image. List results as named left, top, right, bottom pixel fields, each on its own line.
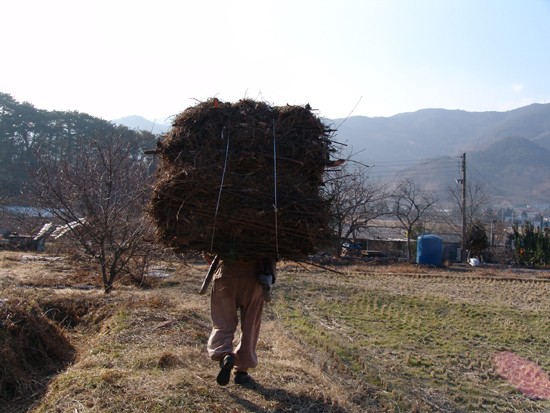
left=373, top=159, right=458, bottom=164
left=370, top=160, right=459, bottom=167
left=371, top=164, right=458, bottom=170
left=370, top=165, right=459, bottom=172
left=366, top=158, right=460, bottom=174
left=369, top=167, right=460, bottom=177
left=466, top=164, right=515, bottom=205
left=341, top=155, right=466, bottom=185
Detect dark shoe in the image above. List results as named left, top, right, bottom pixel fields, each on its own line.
left=217, top=354, right=234, bottom=386
left=234, top=372, right=253, bottom=386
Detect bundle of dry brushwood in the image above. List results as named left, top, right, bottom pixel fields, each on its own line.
left=149, top=98, right=340, bottom=261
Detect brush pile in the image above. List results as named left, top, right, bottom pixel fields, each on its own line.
left=149, top=98, right=339, bottom=261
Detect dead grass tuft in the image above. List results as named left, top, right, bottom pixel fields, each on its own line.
left=157, top=351, right=185, bottom=369
left=0, top=291, right=75, bottom=410
left=38, top=296, right=95, bottom=328
left=1, top=252, right=20, bottom=268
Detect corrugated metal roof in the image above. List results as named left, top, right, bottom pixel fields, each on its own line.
left=353, top=227, right=461, bottom=244
left=353, top=226, right=407, bottom=242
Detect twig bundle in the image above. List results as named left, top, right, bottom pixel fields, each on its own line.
left=149, top=98, right=338, bottom=261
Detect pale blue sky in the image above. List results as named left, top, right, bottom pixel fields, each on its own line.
left=2, top=0, right=549, bottom=122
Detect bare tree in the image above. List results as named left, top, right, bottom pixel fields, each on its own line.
left=446, top=179, right=492, bottom=257
left=391, top=178, right=439, bottom=262
left=324, top=163, right=389, bottom=244
left=447, top=179, right=491, bottom=227
left=29, top=131, right=153, bottom=293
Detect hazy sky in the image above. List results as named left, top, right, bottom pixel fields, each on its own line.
left=2, top=0, right=550, bottom=123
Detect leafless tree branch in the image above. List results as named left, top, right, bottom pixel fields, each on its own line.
left=391, top=178, right=439, bottom=262
left=28, top=131, right=154, bottom=293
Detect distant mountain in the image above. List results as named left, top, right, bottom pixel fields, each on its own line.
left=388, top=155, right=459, bottom=194
left=468, top=137, right=550, bottom=203
left=112, top=115, right=170, bottom=135
left=115, top=103, right=550, bottom=204
left=390, top=137, right=550, bottom=204
left=327, top=103, right=550, bottom=204
left=330, top=103, right=550, bottom=164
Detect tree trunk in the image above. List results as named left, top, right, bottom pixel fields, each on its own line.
left=407, top=231, right=412, bottom=262
left=99, top=246, right=112, bottom=294
left=104, top=281, right=113, bottom=294
left=101, top=264, right=113, bottom=294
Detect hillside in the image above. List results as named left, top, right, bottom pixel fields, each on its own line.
left=332, top=103, right=550, bottom=163
left=391, top=137, right=550, bottom=204
left=468, top=137, right=550, bottom=203
left=389, top=155, right=460, bottom=195
left=329, top=103, right=550, bottom=204
left=110, top=103, right=550, bottom=164
left=0, top=93, right=157, bottom=199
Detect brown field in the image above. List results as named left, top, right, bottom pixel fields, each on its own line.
left=2, top=251, right=550, bottom=412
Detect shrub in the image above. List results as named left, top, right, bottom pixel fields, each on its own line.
left=512, top=221, right=550, bottom=265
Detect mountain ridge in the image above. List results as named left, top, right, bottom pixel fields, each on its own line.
left=113, top=103, right=550, bottom=204
left=111, top=115, right=170, bottom=135
left=393, top=136, right=550, bottom=204
left=330, top=103, right=550, bottom=163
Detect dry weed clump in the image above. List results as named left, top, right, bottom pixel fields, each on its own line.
left=0, top=292, right=75, bottom=410
left=0, top=251, right=104, bottom=290
left=0, top=252, right=20, bottom=268
left=37, top=295, right=106, bottom=328
left=157, top=351, right=185, bottom=370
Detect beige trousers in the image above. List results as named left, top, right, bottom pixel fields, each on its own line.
left=207, top=275, right=265, bottom=371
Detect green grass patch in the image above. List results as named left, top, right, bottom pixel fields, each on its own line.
left=273, top=271, right=550, bottom=412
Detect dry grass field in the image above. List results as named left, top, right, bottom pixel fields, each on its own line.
left=2, top=251, right=550, bottom=412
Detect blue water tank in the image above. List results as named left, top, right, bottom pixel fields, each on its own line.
left=416, top=233, right=443, bottom=266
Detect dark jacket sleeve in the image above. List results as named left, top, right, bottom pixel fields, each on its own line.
left=257, top=258, right=277, bottom=284
left=268, top=258, right=277, bottom=284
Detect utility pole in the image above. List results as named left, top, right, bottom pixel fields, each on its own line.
left=461, top=153, right=467, bottom=261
